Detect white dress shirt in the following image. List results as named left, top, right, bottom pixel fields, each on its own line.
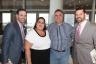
left=79, top=19, right=88, bottom=35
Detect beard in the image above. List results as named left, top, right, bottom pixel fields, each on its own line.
left=76, top=17, right=83, bottom=23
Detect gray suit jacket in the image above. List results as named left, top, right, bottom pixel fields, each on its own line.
left=2, top=21, right=26, bottom=64
left=74, top=21, right=96, bottom=64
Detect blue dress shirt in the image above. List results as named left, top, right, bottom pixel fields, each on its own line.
left=48, top=22, right=74, bottom=51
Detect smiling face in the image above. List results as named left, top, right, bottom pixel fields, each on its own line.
left=54, top=11, right=64, bottom=24
left=36, top=18, right=45, bottom=31
left=16, top=10, right=27, bottom=24
left=75, top=9, right=85, bottom=23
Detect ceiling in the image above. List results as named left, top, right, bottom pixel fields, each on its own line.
left=0, top=0, right=96, bottom=10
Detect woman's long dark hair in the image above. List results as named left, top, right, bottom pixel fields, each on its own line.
left=33, top=17, right=46, bottom=31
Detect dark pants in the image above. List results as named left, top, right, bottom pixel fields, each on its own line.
left=18, top=51, right=25, bottom=64
left=31, top=49, right=50, bottom=64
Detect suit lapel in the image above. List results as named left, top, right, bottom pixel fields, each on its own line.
left=13, top=21, right=23, bottom=42
left=80, top=21, right=90, bottom=39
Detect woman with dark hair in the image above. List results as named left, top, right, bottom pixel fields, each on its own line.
left=24, top=17, right=51, bottom=64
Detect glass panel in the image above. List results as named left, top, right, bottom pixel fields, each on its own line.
left=95, top=14, right=96, bottom=23
left=26, top=0, right=49, bottom=9
left=27, top=13, right=36, bottom=28
left=39, top=13, right=49, bottom=25
left=85, top=13, right=89, bottom=20
left=64, top=14, right=74, bottom=26
left=2, top=13, right=11, bottom=27
left=1, top=0, right=23, bottom=9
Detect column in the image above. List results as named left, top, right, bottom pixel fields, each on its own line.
left=91, top=0, right=95, bottom=23
left=48, top=0, right=63, bottom=24
left=22, top=0, right=26, bottom=9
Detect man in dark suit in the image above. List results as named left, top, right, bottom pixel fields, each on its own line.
left=2, top=9, right=27, bottom=64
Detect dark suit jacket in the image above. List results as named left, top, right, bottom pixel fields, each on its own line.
left=2, top=21, right=26, bottom=64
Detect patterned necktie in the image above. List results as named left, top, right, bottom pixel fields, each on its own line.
left=20, top=25, right=25, bottom=42
left=75, top=24, right=81, bottom=41
left=57, top=26, right=62, bottom=51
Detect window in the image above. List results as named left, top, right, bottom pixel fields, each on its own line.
left=64, top=14, right=74, bottom=26
left=27, top=13, right=36, bottom=28
left=95, top=14, right=96, bottom=23
left=2, top=13, right=11, bottom=27
left=85, top=13, right=89, bottom=20
left=39, top=13, right=49, bottom=25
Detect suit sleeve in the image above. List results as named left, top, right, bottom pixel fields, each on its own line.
left=67, top=23, right=75, bottom=47
left=2, top=23, right=14, bottom=63
left=93, top=26, right=96, bottom=49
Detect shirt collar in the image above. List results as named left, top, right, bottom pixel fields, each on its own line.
left=79, top=19, right=87, bottom=26
left=17, top=20, right=23, bottom=28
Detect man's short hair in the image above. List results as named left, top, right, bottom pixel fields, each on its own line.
left=75, top=6, right=86, bottom=13
left=54, top=9, right=64, bottom=14
left=16, top=8, right=27, bottom=14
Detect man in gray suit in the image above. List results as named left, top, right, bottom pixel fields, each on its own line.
left=74, top=6, right=96, bottom=64
left=2, top=9, right=27, bottom=64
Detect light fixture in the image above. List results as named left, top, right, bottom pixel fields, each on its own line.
left=41, top=0, right=44, bottom=2
left=79, top=0, right=81, bottom=4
